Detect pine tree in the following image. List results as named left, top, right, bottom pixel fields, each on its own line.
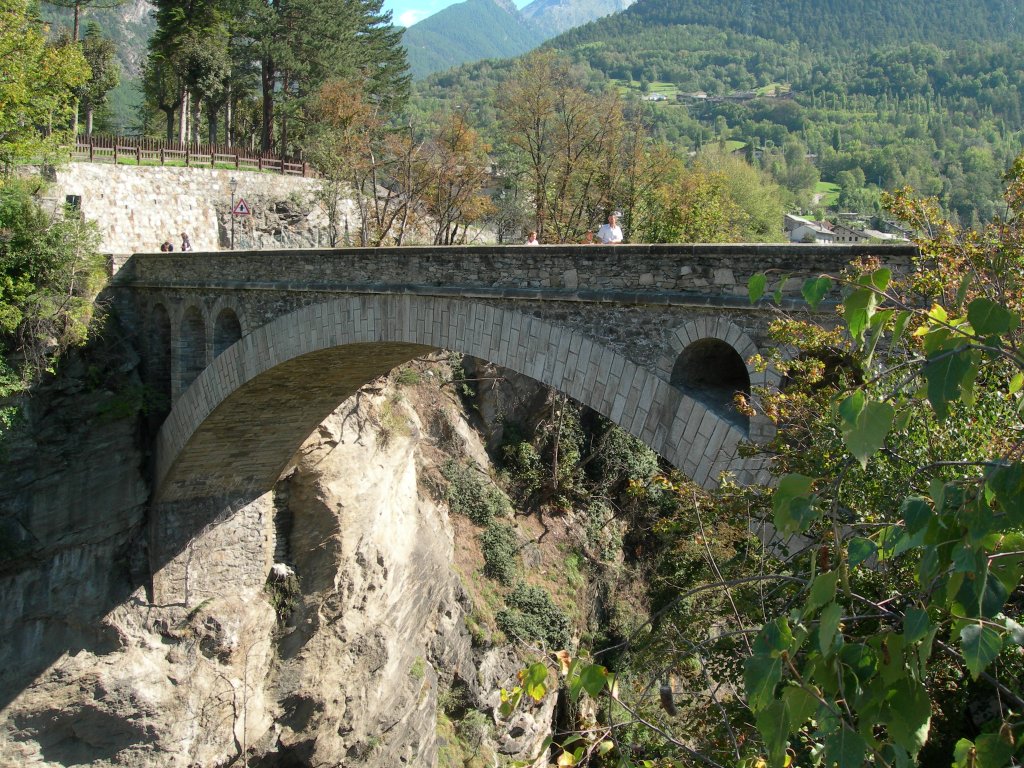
left=75, top=22, right=120, bottom=138
left=146, top=0, right=230, bottom=144
left=235, top=0, right=409, bottom=153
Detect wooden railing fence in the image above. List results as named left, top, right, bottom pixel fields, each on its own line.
left=72, top=135, right=312, bottom=177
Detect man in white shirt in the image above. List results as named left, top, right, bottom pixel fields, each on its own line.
left=597, top=212, right=623, bottom=244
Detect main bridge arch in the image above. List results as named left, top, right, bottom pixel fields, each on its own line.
left=155, top=293, right=765, bottom=506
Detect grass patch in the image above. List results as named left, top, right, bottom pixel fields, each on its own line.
left=437, top=710, right=493, bottom=768
left=394, top=365, right=422, bottom=386
left=756, top=82, right=791, bottom=96
left=815, top=181, right=841, bottom=206
left=377, top=394, right=410, bottom=448
left=458, top=564, right=508, bottom=646
left=563, top=551, right=585, bottom=591
left=611, top=78, right=680, bottom=100
left=410, top=656, right=426, bottom=680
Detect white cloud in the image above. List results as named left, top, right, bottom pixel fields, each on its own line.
left=398, top=8, right=431, bottom=26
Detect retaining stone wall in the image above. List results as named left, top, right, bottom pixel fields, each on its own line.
left=48, top=163, right=347, bottom=256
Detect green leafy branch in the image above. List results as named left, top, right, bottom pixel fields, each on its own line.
left=744, top=227, right=1024, bottom=767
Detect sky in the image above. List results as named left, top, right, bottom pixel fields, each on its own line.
left=384, top=0, right=527, bottom=29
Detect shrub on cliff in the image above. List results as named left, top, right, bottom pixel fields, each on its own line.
left=442, top=458, right=512, bottom=525
left=0, top=180, right=104, bottom=372
left=0, top=178, right=105, bottom=438
left=496, top=582, right=570, bottom=650
left=481, top=521, right=519, bottom=585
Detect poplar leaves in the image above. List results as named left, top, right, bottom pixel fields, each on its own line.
left=745, top=218, right=1024, bottom=767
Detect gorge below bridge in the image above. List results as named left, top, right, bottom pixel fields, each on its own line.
left=113, top=242, right=916, bottom=606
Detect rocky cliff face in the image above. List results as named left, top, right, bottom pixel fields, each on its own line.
left=1, top=356, right=558, bottom=766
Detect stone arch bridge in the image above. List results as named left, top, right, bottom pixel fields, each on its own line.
left=113, top=243, right=914, bottom=603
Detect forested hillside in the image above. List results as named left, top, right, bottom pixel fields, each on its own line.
left=411, top=0, right=1024, bottom=226
left=585, top=0, right=1024, bottom=49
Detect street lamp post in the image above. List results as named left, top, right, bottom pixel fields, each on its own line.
left=229, top=176, right=238, bottom=250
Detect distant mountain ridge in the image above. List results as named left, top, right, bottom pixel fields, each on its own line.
left=401, top=0, right=545, bottom=79
left=520, top=0, right=635, bottom=35
left=41, top=0, right=154, bottom=77
left=402, top=0, right=637, bottom=79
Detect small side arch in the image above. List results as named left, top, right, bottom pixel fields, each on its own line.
left=660, top=317, right=776, bottom=438
left=213, top=308, right=243, bottom=358
left=147, top=303, right=173, bottom=411
left=672, top=337, right=750, bottom=430
left=178, top=305, right=207, bottom=395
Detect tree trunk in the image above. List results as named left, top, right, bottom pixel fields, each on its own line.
left=85, top=107, right=93, bottom=138
left=279, top=72, right=289, bottom=158
left=192, top=99, right=202, bottom=144
left=208, top=102, right=219, bottom=147
left=178, top=89, right=189, bottom=145
left=163, top=107, right=175, bottom=143
left=261, top=58, right=275, bottom=152
left=225, top=82, right=233, bottom=147
left=73, top=0, right=81, bottom=41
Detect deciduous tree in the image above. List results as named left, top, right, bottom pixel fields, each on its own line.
left=0, top=0, right=88, bottom=166
left=307, top=79, right=422, bottom=246
left=501, top=51, right=624, bottom=243
left=419, top=112, right=494, bottom=245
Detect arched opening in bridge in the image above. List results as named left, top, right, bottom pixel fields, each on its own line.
left=213, top=309, right=242, bottom=358
left=671, top=338, right=750, bottom=431
left=179, top=306, right=206, bottom=393
left=147, top=304, right=172, bottom=411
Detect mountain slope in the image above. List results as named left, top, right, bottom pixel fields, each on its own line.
left=402, top=0, right=545, bottom=79
left=41, top=0, right=154, bottom=77
left=554, top=0, right=1024, bottom=52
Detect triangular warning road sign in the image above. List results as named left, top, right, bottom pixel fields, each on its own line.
left=232, top=198, right=252, bottom=215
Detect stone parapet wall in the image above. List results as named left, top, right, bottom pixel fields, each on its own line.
left=122, top=242, right=918, bottom=301
left=48, top=163, right=341, bottom=256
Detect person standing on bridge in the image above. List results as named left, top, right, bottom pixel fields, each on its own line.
left=525, top=230, right=540, bottom=246
left=180, top=232, right=193, bottom=252
left=597, top=212, right=623, bottom=244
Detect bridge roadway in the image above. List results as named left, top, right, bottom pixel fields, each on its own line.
left=113, top=242, right=915, bottom=605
